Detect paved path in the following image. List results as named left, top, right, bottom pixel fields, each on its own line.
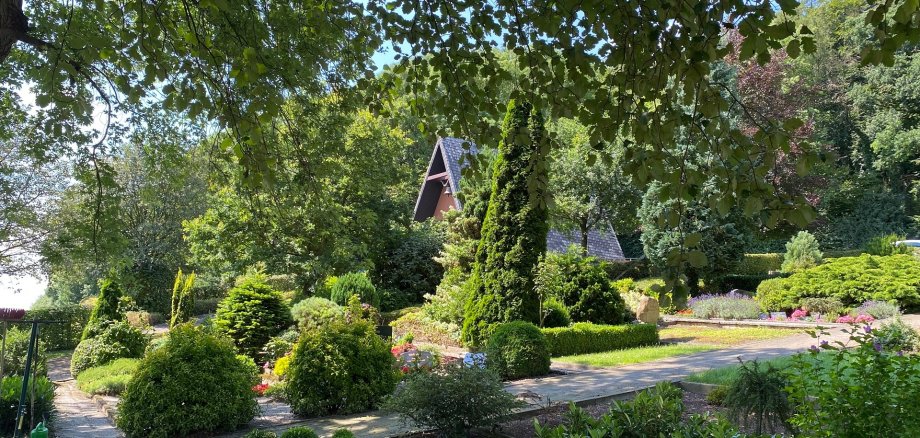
left=47, top=356, right=123, bottom=438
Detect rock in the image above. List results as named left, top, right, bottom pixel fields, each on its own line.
left=636, top=296, right=660, bottom=324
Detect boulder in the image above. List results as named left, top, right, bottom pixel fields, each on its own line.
left=636, top=296, right=660, bottom=324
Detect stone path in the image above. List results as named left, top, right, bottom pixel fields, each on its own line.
left=47, top=356, right=123, bottom=438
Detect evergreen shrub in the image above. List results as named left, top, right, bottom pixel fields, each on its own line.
left=541, top=323, right=659, bottom=357
left=214, top=273, right=292, bottom=358
left=484, top=321, right=551, bottom=379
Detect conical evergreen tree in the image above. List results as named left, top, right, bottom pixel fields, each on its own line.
left=461, top=100, right=550, bottom=347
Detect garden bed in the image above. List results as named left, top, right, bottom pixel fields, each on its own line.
left=662, top=315, right=843, bottom=329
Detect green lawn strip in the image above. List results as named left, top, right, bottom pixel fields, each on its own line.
left=76, top=358, right=140, bottom=396
left=554, top=344, right=718, bottom=367
left=659, top=326, right=802, bottom=346
left=685, top=353, right=837, bottom=386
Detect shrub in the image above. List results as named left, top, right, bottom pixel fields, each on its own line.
left=781, top=231, right=823, bottom=273
left=865, top=233, right=914, bottom=256
left=712, top=273, right=775, bottom=292
left=540, top=297, right=571, bottom=328
left=117, top=325, right=259, bottom=437
left=0, top=376, right=54, bottom=434
left=391, top=311, right=461, bottom=347
left=214, top=273, right=293, bottom=358
left=706, top=385, right=729, bottom=406
left=688, top=291, right=762, bottom=320
left=194, top=297, right=221, bottom=315
left=273, top=355, right=291, bottom=378
left=286, top=320, right=397, bottom=417
left=379, top=288, right=416, bottom=312
left=71, top=320, right=148, bottom=376
left=290, top=297, right=343, bottom=333
left=541, top=323, right=659, bottom=357
left=329, top=272, right=380, bottom=308
left=170, top=269, right=196, bottom=328
left=785, top=325, right=920, bottom=436
left=280, top=426, right=319, bottom=438
left=383, top=363, right=523, bottom=437
left=331, top=430, right=355, bottom=438
left=76, top=358, right=139, bottom=395
left=798, top=297, right=845, bottom=317
left=723, top=359, right=791, bottom=435
left=373, top=222, right=445, bottom=304
left=736, top=253, right=783, bottom=275
left=756, top=255, right=920, bottom=310
left=82, top=276, right=125, bottom=340
left=422, top=280, right=470, bottom=327
left=873, top=318, right=920, bottom=352
left=24, top=303, right=90, bottom=351
left=485, top=321, right=551, bottom=379
left=856, top=300, right=901, bottom=319
left=0, top=325, right=46, bottom=377
left=263, top=328, right=299, bottom=361
left=535, top=251, right=628, bottom=325
left=243, top=430, right=277, bottom=438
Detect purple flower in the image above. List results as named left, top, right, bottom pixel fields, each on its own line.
left=874, top=342, right=883, bottom=352
left=897, top=350, right=904, bottom=357
left=864, top=325, right=873, bottom=334
left=820, top=340, right=829, bottom=347
left=810, top=345, right=819, bottom=353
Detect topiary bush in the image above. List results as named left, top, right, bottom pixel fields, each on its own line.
left=484, top=321, right=551, bottom=379
left=71, top=320, right=148, bottom=376
left=542, top=323, right=659, bottom=357
left=286, top=320, right=397, bottom=417
left=329, top=272, right=380, bottom=308
left=781, top=231, right=823, bottom=273
left=214, top=273, right=293, bottom=358
left=117, top=325, right=259, bottom=437
left=290, top=297, right=343, bottom=332
left=82, top=276, right=125, bottom=340
left=280, top=427, right=319, bottom=438
left=736, top=253, right=784, bottom=275
left=540, top=297, right=571, bottom=328
left=535, top=251, right=628, bottom=325
left=383, top=363, right=524, bottom=437
left=756, top=255, right=920, bottom=311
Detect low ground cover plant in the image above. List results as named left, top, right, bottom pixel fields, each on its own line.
left=688, top=291, right=762, bottom=320
left=76, top=358, right=140, bottom=395
left=485, top=321, right=551, bottom=379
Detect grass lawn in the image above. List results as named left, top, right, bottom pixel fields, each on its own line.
left=555, top=344, right=718, bottom=367
left=685, top=353, right=837, bottom=385
left=659, top=326, right=801, bottom=346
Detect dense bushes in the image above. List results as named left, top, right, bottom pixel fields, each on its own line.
left=756, top=255, right=920, bottom=311
left=865, top=233, right=915, bottom=256
left=24, top=303, right=90, bottom=350
left=384, top=363, right=523, bottom=437
left=535, top=251, right=628, bottom=325
left=214, top=273, right=292, bottom=358
left=83, top=276, right=125, bottom=340
left=290, top=297, right=343, bottom=332
left=688, top=292, right=763, bottom=320
left=285, top=320, right=397, bottom=417
left=117, top=325, right=259, bottom=437
left=781, top=231, right=823, bottom=273
left=0, top=376, right=55, bottom=433
left=485, top=321, right=551, bottom=379
left=541, top=323, right=659, bottom=357
left=1, top=326, right=46, bottom=377
left=540, top=297, right=571, bottom=328
left=330, top=272, right=380, bottom=308
left=736, top=253, right=783, bottom=275
left=373, top=223, right=444, bottom=306
left=391, top=311, right=461, bottom=347
left=71, top=320, right=148, bottom=376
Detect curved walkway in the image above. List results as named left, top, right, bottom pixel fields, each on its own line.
left=47, top=356, right=123, bottom=438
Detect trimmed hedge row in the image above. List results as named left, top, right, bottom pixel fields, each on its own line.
left=736, top=250, right=868, bottom=276
left=541, top=323, right=659, bottom=357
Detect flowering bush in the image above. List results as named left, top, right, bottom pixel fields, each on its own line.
left=856, top=300, right=900, bottom=319
left=391, top=342, right=438, bottom=375
left=790, top=309, right=807, bottom=319
left=252, top=383, right=269, bottom=396
left=688, top=292, right=762, bottom=320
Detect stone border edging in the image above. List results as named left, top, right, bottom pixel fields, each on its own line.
left=662, top=316, right=844, bottom=329
left=675, top=380, right=723, bottom=395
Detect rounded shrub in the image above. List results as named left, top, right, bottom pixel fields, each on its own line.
left=540, top=298, right=571, bottom=328
left=290, top=297, right=343, bottom=332
left=280, top=426, right=319, bottom=438
left=485, top=321, right=551, bottom=379
left=215, top=273, right=293, bottom=358
left=331, top=430, right=355, bottom=438
left=117, top=325, right=259, bottom=437
left=286, top=320, right=397, bottom=417
left=535, top=252, right=628, bottom=324
left=330, top=272, right=380, bottom=308
left=781, top=231, right=823, bottom=273
left=71, top=320, right=148, bottom=376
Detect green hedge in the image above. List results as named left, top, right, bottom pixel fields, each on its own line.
left=25, top=304, right=90, bottom=351
left=541, top=323, right=659, bottom=357
left=756, top=255, right=920, bottom=311
left=735, top=254, right=783, bottom=276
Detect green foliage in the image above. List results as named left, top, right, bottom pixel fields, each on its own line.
left=706, top=386, right=729, bottom=406
left=330, top=272, right=380, bottom=308
left=865, top=233, right=915, bottom=256
left=24, top=303, right=90, bottom=351
left=873, top=318, right=920, bottom=352
left=462, top=100, right=550, bottom=347
left=286, top=320, right=397, bottom=417
left=485, top=321, right=551, bottom=379
left=214, top=273, right=293, bottom=358
left=243, top=430, right=277, bottom=438
left=391, top=311, right=461, bottom=347
left=71, top=320, right=148, bottom=376
left=290, top=297, right=343, bottom=333
left=736, top=253, right=784, bottom=275
left=331, top=430, right=355, bottom=438
left=723, top=360, right=791, bottom=435
left=798, top=297, right=845, bottom=318
left=813, top=181, right=915, bottom=251
left=0, top=376, right=55, bottom=435
left=535, top=251, right=629, bottom=325
left=82, top=276, right=125, bottom=340
left=781, top=231, right=823, bottom=273
left=857, top=300, right=902, bottom=319
left=540, top=297, right=571, bottom=328
left=541, top=323, right=659, bottom=357
left=756, top=255, right=920, bottom=311
left=170, top=269, right=197, bottom=328
left=689, top=293, right=763, bottom=320
left=263, top=329, right=300, bottom=361
left=0, top=326, right=46, bottom=377
left=76, top=358, right=140, bottom=396
left=280, top=426, right=319, bottom=438
left=373, top=222, right=445, bottom=305
left=785, top=325, right=920, bottom=436
left=384, top=363, right=524, bottom=437
left=117, top=325, right=259, bottom=438
left=193, top=297, right=221, bottom=315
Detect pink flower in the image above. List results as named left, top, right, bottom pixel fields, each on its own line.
left=835, top=315, right=855, bottom=324
left=855, top=314, right=875, bottom=324
left=791, top=309, right=808, bottom=319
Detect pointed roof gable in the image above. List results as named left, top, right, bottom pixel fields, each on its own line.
left=547, top=227, right=625, bottom=260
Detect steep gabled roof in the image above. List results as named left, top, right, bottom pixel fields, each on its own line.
left=439, top=137, right=478, bottom=207
left=547, top=227, right=625, bottom=260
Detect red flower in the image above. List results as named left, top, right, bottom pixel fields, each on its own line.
left=252, top=384, right=269, bottom=395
